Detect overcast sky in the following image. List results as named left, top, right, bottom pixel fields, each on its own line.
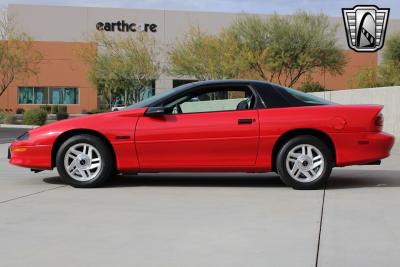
left=0, top=0, right=399, bottom=18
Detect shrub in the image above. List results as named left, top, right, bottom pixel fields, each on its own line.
left=23, top=109, right=48, bottom=125
left=40, top=105, right=51, bottom=113
left=348, top=67, right=380, bottom=88
left=0, top=111, right=6, bottom=123
left=16, top=108, right=25, bottom=114
left=300, top=81, right=327, bottom=92
left=4, top=114, right=17, bottom=124
left=83, top=108, right=105, bottom=114
left=51, top=105, right=59, bottom=114
left=0, top=111, right=5, bottom=122
left=58, top=105, right=67, bottom=113
left=56, top=112, right=69, bottom=121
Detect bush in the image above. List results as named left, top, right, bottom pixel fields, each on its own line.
left=40, top=105, right=51, bottom=113
left=348, top=67, right=380, bottom=88
left=300, top=81, right=327, bottom=92
left=23, top=109, right=48, bottom=126
left=16, top=108, right=25, bottom=114
left=83, top=108, right=105, bottom=114
left=56, top=112, right=69, bottom=121
left=4, top=114, right=17, bottom=124
left=0, top=112, right=5, bottom=123
left=58, top=105, right=67, bottom=113
left=51, top=105, right=59, bottom=114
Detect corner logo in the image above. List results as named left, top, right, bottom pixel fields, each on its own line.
left=342, top=5, right=390, bottom=52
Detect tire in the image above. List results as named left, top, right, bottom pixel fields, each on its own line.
left=276, top=135, right=333, bottom=190
left=56, top=134, right=114, bottom=188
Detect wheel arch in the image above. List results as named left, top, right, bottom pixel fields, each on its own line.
left=51, top=129, right=117, bottom=169
left=271, top=128, right=336, bottom=171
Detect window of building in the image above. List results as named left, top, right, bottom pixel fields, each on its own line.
left=34, top=87, right=48, bottom=104
left=49, top=87, right=79, bottom=104
left=18, top=87, right=34, bottom=104
left=18, top=87, right=79, bottom=105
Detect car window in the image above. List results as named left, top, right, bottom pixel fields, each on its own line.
left=164, top=87, right=254, bottom=114
left=278, top=85, right=333, bottom=105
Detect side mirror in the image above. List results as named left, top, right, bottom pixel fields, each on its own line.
left=145, top=106, right=165, bottom=117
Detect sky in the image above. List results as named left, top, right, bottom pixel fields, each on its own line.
left=0, top=0, right=399, bottom=18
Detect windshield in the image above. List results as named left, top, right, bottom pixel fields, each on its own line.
left=281, top=86, right=333, bottom=105
left=127, top=89, right=175, bottom=109
left=126, top=83, right=197, bottom=109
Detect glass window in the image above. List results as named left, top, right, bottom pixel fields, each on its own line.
left=64, top=88, right=79, bottom=104
left=164, top=87, right=254, bottom=114
left=33, top=88, right=48, bottom=104
left=18, top=87, right=79, bottom=105
left=49, top=88, right=79, bottom=104
left=277, top=85, right=333, bottom=105
left=18, top=87, right=34, bottom=104
left=50, top=88, right=63, bottom=104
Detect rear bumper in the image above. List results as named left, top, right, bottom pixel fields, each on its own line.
left=333, top=132, right=395, bottom=167
left=8, top=143, right=53, bottom=170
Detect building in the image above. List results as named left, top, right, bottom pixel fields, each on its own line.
left=1, top=4, right=399, bottom=113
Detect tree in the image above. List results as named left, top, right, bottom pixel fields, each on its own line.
left=380, top=32, right=400, bottom=86
left=350, top=32, right=400, bottom=88
left=81, top=32, right=160, bottom=107
left=348, top=66, right=379, bottom=88
left=169, top=27, right=246, bottom=80
left=0, top=8, right=42, bottom=97
left=227, top=12, right=347, bottom=87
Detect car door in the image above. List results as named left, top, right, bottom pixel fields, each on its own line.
left=135, top=84, right=260, bottom=171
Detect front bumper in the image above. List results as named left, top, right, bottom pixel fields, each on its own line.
left=8, top=142, right=53, bottom=170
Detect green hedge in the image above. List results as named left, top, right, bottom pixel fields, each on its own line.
left=300, top=81, right=327, bottom=92
left=23, top=109, right=48, bottom=126
left=40, top=105, right=51, bottom=113
left=56, top=112, right=69, bottom=121
left=58, top=105, right=67, bottom=113
left=4, top=114, right=17, bottom=124
left=51, top=105, right=67, bottom=114
left=16, top=108, right=25, bottom=114
left=0, top=112, right=5, bottom=123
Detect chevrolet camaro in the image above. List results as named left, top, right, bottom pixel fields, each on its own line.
left=8, top=80, right=395, bottom=189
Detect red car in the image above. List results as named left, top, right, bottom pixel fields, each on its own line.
left=9, top=80, right=395, bottom=189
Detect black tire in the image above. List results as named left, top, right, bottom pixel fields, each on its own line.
left=276, top=135, right=333, bottom=190
left=56, top=134, right=114, bottom=188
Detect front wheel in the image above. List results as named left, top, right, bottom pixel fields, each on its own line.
left=276, top=135, right=333, bottom=190
left=56, top=134, right=114, bottom=188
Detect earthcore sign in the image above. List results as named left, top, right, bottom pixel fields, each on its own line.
left=96, top=20, right=158, bottom=33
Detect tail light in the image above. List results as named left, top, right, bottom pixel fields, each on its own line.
left=374, top=113, right=384, bottom=131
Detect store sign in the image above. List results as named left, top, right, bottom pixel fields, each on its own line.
left=96, top=20, right=157, bottom=33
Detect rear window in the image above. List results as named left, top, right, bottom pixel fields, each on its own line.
left=277, top=85, right=333, bottom=105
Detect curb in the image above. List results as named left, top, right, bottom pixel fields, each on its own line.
left=0, top=124, right=38, bottom=129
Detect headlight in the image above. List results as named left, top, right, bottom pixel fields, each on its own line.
left=16, top=132, right=30, bottom=141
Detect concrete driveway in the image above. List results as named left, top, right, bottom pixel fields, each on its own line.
left=0, top=142, right=399, bottom=267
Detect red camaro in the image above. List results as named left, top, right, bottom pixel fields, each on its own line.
left=9, top=80, right=395, bottom=189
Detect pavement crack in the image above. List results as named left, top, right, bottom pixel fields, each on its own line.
left=0, top=185, right=67, bottom=205
left=315, top=182, right=326, bottom=267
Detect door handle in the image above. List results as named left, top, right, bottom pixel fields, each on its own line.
left=238, top=118, right=255, bottom=124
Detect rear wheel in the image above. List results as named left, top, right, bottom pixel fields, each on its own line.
left=56, top=134, right=114, bottom=188
left=276, top=135, right=333, bottom=190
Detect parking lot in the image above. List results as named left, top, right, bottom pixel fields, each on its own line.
left=0, top=134, right=399, bottom=266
